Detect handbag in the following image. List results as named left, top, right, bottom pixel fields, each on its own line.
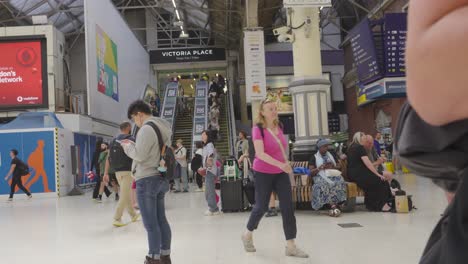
left=266, top=128, right=296, bottom=187
left=197, top=168, right=207, bottom=177
left=395, top=102, right=468, bottom=263
left=325, top=169, right=342, bottom=177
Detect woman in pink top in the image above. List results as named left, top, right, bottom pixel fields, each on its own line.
left=241, top=98, right=308, bottom=258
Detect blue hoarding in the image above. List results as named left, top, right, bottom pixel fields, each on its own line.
left=0, top=131, right=56, bottom=195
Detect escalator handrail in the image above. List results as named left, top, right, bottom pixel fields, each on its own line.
left=226, top=85, right=237, bottom=157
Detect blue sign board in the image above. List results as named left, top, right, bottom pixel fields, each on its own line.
left=160, top=82, right=179, bottom=128
left=349, top=18, right=383, bottom=85
left=192, top=81, right=208, bottom=156
left=384, top=13, right=407, bottom=77
left=365, top=78, right=406, bottom=100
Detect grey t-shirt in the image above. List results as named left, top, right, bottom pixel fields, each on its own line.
left=122, top=117, right=172, bottom=181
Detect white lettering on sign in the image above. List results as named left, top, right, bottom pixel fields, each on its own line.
left=161, top=49, right=213, bottom=57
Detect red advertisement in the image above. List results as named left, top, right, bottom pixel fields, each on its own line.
left=0, top=38, right=48, bottom=109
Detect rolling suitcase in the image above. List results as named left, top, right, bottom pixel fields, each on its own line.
left=220, top=158, right=248, bottom=212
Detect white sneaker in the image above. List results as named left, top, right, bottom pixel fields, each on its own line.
left=27, top=195, right=32, bottom=200
left=195, top=188, right=204, bottom=192
left=285, top=246, right=309, bottom=258
left=204, top=210, right=221, bottom=216
left=7, top=198, right=12, bottom=202
left=241, top=234, right=256, bottom=252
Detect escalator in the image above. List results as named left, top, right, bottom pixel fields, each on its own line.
left=172, top=98, right=194, bottom=156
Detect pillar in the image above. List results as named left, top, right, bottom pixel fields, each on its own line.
left=289, top=7, right=330, bottom=160
left=243, top=0, right=262, bottom=126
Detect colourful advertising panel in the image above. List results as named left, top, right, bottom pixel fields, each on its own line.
left=96, top=25, right=119, bottom=101
left=0, top=37, right=48, bottom=109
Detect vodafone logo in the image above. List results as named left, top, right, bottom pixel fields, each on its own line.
left=16, top=96, right=39, bottom=103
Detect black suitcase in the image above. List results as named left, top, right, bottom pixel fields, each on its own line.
left=220, top=177, right=249, bottom=212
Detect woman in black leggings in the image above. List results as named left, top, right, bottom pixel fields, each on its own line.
left=241, top=99, right=308, bottom=258
left=4, top=149, right=32, bottom=202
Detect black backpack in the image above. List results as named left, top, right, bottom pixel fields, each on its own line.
left=108, top=135, right=133, bottom=171
left=191, top=153, right=203, bottom=172
left=16, top=160, right=30, bottom=176
left=146, top=122, right=177, bottom=180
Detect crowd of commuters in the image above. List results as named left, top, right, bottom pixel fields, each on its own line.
left=5, top=1, right=467, bottom=262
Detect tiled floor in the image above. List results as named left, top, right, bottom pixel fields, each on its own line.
left=0, top=174, right=447, bottom=264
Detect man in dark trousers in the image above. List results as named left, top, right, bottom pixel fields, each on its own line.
left=4, top=149, right=32, bottom=202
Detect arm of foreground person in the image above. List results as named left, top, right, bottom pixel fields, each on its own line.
left=406, top=0, right=468, bottom=125
left=122, top=125, right=155, bottom=162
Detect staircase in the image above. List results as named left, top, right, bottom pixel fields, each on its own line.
left=172, top=109, right=194, bottom=158
left=215, top=96, right=231, bottom=159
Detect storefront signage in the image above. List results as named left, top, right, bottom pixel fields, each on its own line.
left=283, top=0, right=331, bottom=7
left=244, top=30, right=267, bottom=103
left=150, top=48, right=226, bottom=64
left=384, top=13, right=407, bottom=77
left=349, top=18, right=383, bottom=86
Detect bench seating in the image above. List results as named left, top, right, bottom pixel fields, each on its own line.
left=290, top=161, right=364, bottom=212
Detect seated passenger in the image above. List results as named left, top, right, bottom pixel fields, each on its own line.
left=347, top=132, right=393, bottom=212
left=364, top=135, right=385, bottom=174
left=308, top=139, right=347, bottom=216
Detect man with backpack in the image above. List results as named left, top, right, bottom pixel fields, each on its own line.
left=121, top=100, right=174, bottom=264
left=4, top=149, right=32, bottom=201
left=105, top=122, right=140, bottom=227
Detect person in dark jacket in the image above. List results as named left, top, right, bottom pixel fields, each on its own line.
left=191, top=141, right=204, bottom=192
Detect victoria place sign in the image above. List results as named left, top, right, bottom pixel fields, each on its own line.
left=150, top=48, right=226, bottom=64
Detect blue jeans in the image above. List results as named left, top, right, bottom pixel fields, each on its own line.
left=205, top=171, right=219, bottom=212
left=136, top=176, right=172, bottom=259
left=175, top=165, right=189, bottom=191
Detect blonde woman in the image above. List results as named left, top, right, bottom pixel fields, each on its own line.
left=347, top=132, right=393, bottom=212
left=241, top=98, right=308, bottom=258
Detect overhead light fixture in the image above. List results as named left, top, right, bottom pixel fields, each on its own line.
left=190, top=84, right=194, bottom=89
left=32, top=15, right=48, bottom=25
left=180, top=25, right=183, bottom=30
left=180, top=31, right=189, bottom=38
left=172, top=0, right=177, bottom=8
left=320, top=6, right=324, bottom=10
left=176, top=9, right=180, bottom=20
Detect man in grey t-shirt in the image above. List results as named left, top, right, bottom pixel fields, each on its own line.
left=121, top=100, right=172, bottom=264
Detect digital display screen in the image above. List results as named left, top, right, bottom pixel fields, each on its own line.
left=0, top=37, right=48, bottom=110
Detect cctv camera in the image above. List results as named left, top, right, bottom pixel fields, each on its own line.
left=273, top=26, right=290, bottom=36
left=277, top=34, right=295, bottom=43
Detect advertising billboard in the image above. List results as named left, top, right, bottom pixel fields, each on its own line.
left=0, top=36, right=48, bottom=110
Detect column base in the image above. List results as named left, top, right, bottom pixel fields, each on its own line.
left=292, top=138, right=318, bottom=161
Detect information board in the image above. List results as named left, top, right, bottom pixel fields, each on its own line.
left=383, top=13, right=407, bottom=77
left=349, top=18, right=383, bottom=85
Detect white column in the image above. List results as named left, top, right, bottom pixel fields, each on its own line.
left=244, top=0, right=264, bottom=124
left=288, top=7, right=330, bottom=158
